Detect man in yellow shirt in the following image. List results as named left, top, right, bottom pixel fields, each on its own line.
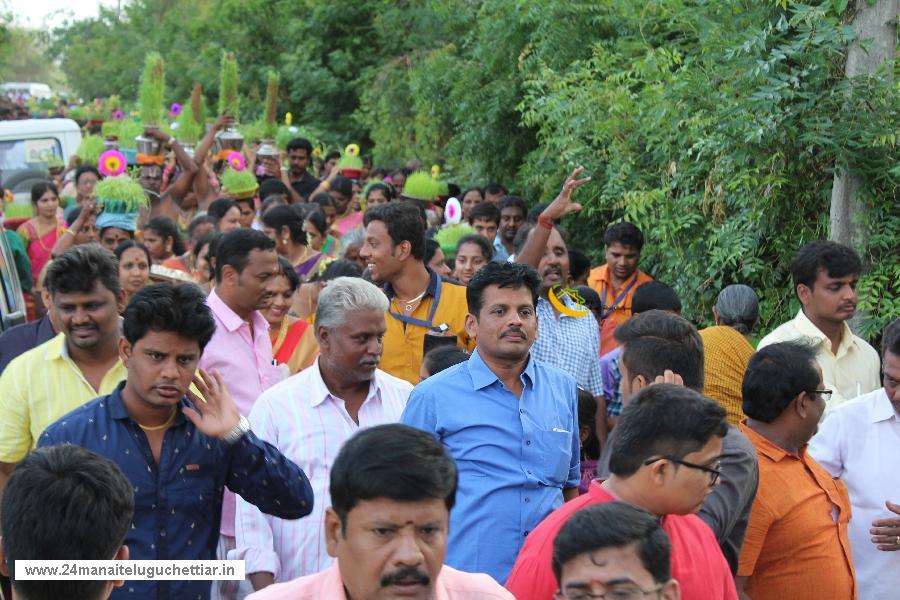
left=758, top=241, right=880, bottom=409
left=0, top=245, right=126, bottom=493
left=360, top=202, right=471, bottom=384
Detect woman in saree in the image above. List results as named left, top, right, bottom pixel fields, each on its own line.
left=262, top=256, right=319, bottom=375
left=17, top=182, right=64, bottom=319
left=261, top=204, right=325, bottom=283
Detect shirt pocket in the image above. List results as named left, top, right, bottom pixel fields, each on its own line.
left=534, top=430, right=572, bottom=487
left=169, top=469, right=218, bottom=526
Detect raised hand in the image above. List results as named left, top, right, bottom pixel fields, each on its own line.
left=183, top=369, right=241, bottom=440
left=542, top=166, right=592, bottom=221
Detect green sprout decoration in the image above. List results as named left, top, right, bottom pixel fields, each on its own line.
left=101, top=120, right=120, bottom=138
left=402, top=171, right=440, bottom=201
left=262, top=71, right=279, bottom=139
left=218, top=51, right=240, bottom=119
left=75, top=135, right=106, bottom=166
left=138, top=53, right=165, bottom=128
left=221, top=167, right=258, bottom=197
left=434, top=223, right=475, bottom=257
left=175, top=83, right=204, bottom=144
left=93, top=176, right=149, bottom=214
left=116, top=120, right=144, bottom=150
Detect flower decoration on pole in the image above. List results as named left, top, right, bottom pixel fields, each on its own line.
left=227, top=151, right=246, bottom=171
left=113, top=110, right=125, bottom=120
left=444, top=197, right=462, bottom=225
left=169, top=103, right=182, bottom=118
left=431, top=164, right=441, bottom=179
left=98, top=150, right=127, bottom=177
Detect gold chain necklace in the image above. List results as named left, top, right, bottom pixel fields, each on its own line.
left=398, top=289, right=427, bottom=313
left=137, top=408, right=177, bottom=432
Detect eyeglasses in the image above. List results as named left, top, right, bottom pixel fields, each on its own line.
left=643, top=455, right=722, bottom=486
left=808, top=389, right=833, bottom=399
left=556, top=583, right=664, bottom=600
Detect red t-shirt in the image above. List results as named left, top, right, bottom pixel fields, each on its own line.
left=505, top=482, right=738, bottom=600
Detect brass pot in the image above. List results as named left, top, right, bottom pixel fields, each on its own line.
left=256, top=139, right=279, bottom=160
left=215, top=126, right=244, bottom=153
left=135, top=126, right=163, bottom=156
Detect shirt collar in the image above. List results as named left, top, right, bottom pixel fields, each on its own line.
left=740, top=421, right=807, bottom=463
left=871, top=388, right=896, bottom=424
left=466, top=347, right=536, bottom=391
left=384, top=268, right=438, bottom=301
left=46, top=332, right=67, bottom=361
left=792, top=309, right=857, bottom=353
left=208, top=288, right=268, bottom=334
left=308, top=359, right=383, bottom=409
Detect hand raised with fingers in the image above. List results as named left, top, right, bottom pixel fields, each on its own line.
left=652, top=369, right=684, bottom=387
left=542, top=166, right=592, bottom=222
left=183, top=369, right=241, bottom=440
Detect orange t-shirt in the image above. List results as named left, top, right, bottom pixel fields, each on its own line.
left=586, top=264, right=653, bottom=355
left=738, top=423, right=856, bottom=600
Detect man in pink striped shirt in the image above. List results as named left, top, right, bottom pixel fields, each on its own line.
left=197, top=229, right=284, bottom=600
left=247, top=424, right=512, bottom=600
left=233, top=277, right=414, bottom=592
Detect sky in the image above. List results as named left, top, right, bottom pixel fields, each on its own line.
left=9, top=0, right=116, bottom=29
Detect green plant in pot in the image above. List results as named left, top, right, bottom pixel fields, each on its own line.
left=175, top=83, right=205, bottom=156
left=215, top=51, right=243, bottom=154
left=135, top=52, right=166, bottom=160
left=256, top=71, right=280, bottom=161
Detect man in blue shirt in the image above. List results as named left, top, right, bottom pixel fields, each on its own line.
left=401, top=262, right=580, bottom=584
left=39, top=284, right=314, bottom=600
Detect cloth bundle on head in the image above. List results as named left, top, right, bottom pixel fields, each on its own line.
left=337, top=144, right=363, bottom=180
left=93, top=176, right=149, bottom=233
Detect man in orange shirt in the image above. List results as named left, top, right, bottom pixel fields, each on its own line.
left=587, top=222, right=653, bottom=355
left=738, top=341, right=856, bottom=600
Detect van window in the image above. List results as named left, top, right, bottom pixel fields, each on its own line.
left=0, top=138, right=63, bottom=172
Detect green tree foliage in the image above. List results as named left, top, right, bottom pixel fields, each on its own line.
left=48, top=0, right=898, bottom=338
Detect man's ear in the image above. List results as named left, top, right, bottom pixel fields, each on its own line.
left=324, top=508, right=343, bottom=558
left=116, top=288, right=127, bottom=315
left=110, top=545, right=129, bottom=589
left=394, top=240, right=412, bottom=262
left=794, top=391, right=813, bottom=420
left=796, top=284, right=812, bottom=308
left=632, top=374, right=649, bottom=393
left=316, top=325, right=330, bottom=352
left=464, top=313, right=478, bottom=340
left=118, top=336, right=133, bottom=366
left=0, top=539, right=8, bottom=577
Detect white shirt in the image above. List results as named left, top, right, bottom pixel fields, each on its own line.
left=758, top=310, right=880, bottom=409
left=809, top=388, right=900, bottom=600
left=230, top=360, right=412, bottom=581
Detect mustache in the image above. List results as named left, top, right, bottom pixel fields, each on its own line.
left=501, top=328, right=526, bottom=338
left=380, top=566, right=430, bottom=588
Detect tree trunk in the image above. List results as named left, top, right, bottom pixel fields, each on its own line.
left=829, top=0, right=898, bottom=249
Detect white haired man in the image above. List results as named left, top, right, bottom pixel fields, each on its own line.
left=231, top=277, right=414, bottom=592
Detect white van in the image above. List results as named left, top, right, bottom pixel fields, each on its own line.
left=0, top=118, right=82, bottom=204
left=0, top=82, right=53, bottom=98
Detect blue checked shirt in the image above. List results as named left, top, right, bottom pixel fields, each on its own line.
left=39, top=382, right=314, bottom=600
left=400, top=348, right=580, bottom=583
left=531, top=296, right=604, bottom=398
left=601, top=346, right=624, bottom=417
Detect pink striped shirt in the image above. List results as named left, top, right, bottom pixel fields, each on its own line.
left=231, top=360, right=412, bottom=580
left=200, top=288, right=283, bottom=537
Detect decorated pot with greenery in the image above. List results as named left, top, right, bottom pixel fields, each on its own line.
left=215, top=51, right=243, bottom=153
left=135, top=52, right=166, bottom=157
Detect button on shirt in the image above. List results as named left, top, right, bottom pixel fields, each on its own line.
left=199, top=288, right=282, bottom=537
left=400, top=348, right=580, bottom=583
left=810, top=388, right=899, bottom=600
left=38, top=383, right=314, bottom=600
left=0, top=332, right=126, bottom=462
left=758, top=309, right=880, bottom=409
left=233, top=362, right=412, bottom=581
left=531, top=296, right=603, bottom=397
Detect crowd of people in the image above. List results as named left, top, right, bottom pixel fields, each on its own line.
left=0, top=125, right=897, bottom=600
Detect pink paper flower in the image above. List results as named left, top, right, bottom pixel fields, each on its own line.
left=113, top=110, right=125, bottom=120
left=170, top=103, right=182, bottom=117
left=98, top=150, right=127, bottom=177
left=227, top=152, right=246, bottom=171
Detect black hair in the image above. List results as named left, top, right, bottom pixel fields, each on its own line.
left=577, top=388, right=600, bottom=461
left=575, top=285, right=601, bottom=312
left=145, top=217, right=186, bottom=256
left=513, top=223, right=533, bottom=254
left=187, top=214, right=215, bottom=241
left=604, top=222, right=644, bottom=251
left=461, top=186, right=484, bottom=201
left=424, top=238, right=442, bottom=266
left=123, top=283, right=216, bottom=352
left=313, top=258, right=363, bottom=283
left=259, top=178, right=290, bottom=202
left=497, top=195, right=528, bottom=217
left=467, top=262, right=540, bottom=318
left=552, top=502, right=671, bottom=586
left=467, top=202, right=500, bottom=225
left=46, top=244, right=120, bottom=297
left=742, top=341, right=820, bottom=423
left=304, top=207, right=328, bottom=237
left=791, top=240, right=862, bottom=292
left=74, top=165, right=100, bottom=185
left=193, top=231, right=220, bottom=261
left=30, top=181, right=58, bottom=205
left=365, top=182, right=395, bottom=203
left=214, top=228, right=277, bottom=282
left=456, top=234, right=493, bottom=262
left=324, top=150, right=341, bottom=163
left=261, top=204, right=307, bottom=246
left=66, top=206, right=84, bottom=224
left=423, top=345, right=469, bottom=377
left=568, top=250, right=591, bottom=283
left=632, top=281, right=681, bottom=314
left=527, top=203, right=551, bottom=224
left=331, top=175, right=353, bottom=200
left=484, top=182, right=507, bottom=197
left=330, top=424, right=458, bottom=532
left=447, top=182, right=461, bottom=198
left=275, top=255, right=301, bottom=292
left=207, top=197, right=239, bottom=226
left=614, top=310, right=704, bottom=392
left=609, top=384, right=727, bottom=476
left=364, top=202, right=426, bottom=261
left=312, top=192, right=336, bottom=211
left=286, top=137, right=313, bottom=155
left=261, top=195, right=287, bottom=215
left=883, top=318, right=900, bottom=357
left=114, top=239, right=152, bottom=268
left=2, top=445, right=134, bottom=600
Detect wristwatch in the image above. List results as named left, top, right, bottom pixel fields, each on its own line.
left=222, top=415, right=250, bottom=445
